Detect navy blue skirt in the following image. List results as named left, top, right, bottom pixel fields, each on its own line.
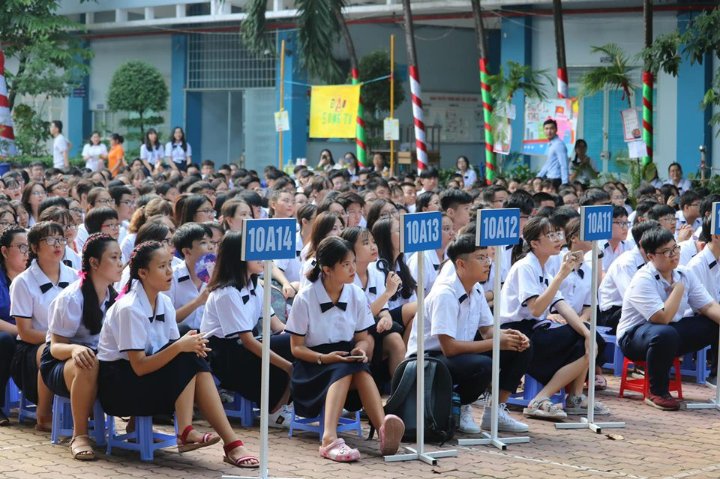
left=291, top=341, right=369, bottom=418
left=208, top=334, right=291, bottom=409
left=98, top=347, right=210, bottom=417
left=39, top=345, right=71, bottom=398
left=9, top=340, right=41, bottom=405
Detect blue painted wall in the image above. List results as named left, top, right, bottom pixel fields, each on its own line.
left=277, top=30, right=309, bottom=169
left=500, top=15, right=532, bottom=159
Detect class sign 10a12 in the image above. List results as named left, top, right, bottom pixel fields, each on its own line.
left=477, top=209, right=521, bottom=247
left=241, top=218, right=297, bottom=261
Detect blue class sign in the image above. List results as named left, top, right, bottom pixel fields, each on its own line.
left=712, top=202, right=720, bottom=236
left=476, top=208, right=521, bottom=247
left=241, top=218, right=297, bottom=261
left=400, top=212, right=442, bottom=254
left=580, top=205, right=613, bottom=242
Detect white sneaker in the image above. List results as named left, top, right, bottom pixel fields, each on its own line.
left=268, top=405, right=293, bottom=429
left=459, top=405, right=481, bottom=434
left=481, top=403, right=529, bottom=433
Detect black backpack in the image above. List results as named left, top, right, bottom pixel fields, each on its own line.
left=379, top=356, right=456, bottom=444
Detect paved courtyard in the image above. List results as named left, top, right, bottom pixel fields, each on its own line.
left=2, top=376, right=720, bottom=479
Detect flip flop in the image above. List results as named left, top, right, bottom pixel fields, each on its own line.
left=223, top=439, right=259, bottom=469
left=319, top=438, right=360, bottom=462
left=595, top=374, right=608, bottom=391
left=379, top=414, right=404, bottom=456
left=177, top=425, right=221, bottom=453
left=70, top=435, right=96, bottom=461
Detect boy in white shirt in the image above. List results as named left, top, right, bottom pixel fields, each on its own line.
left=50, top=120, right=69, bottom=170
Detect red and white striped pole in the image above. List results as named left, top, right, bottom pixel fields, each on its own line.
left=557, top=67, right=568, bottom=99
left=0, top=51, right=16, bottom=157
left=409, top=65, right=428, bottom=172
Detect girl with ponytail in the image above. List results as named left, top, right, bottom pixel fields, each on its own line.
left=96, top=240, right=259, bottom=469
left=40, top=234, right=122, bottom=460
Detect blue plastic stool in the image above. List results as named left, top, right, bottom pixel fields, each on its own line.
left=596, top=326, right=624, bottom=376
left=51, top=395, right=106, bottom=446
left=2, top=379, right=20, bottom=417
left=507, top=374, right=566, bottom=408
left=288, top=407, right=362, bottom=443
left=676, top=346, right=710, bottom=383
left=17, top=390, right=37, bottom=424
left=224, top=393, right=256, bottom=427
left=105, top=415, right=177, bottom=461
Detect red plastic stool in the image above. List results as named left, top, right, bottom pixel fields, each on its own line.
left=618, top=357, right=683, bottom=400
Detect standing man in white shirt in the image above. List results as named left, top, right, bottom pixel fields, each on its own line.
left=50, top=120, right=70, bottom=170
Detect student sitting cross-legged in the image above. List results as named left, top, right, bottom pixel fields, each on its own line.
left=406, top=234, right=532, bottom=434
left=619, top=227, right=720, bottom=411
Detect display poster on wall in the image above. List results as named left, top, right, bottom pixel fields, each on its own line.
left=522, top=98, right=579, bottom=156
left=424, top=92, right=484, bottom=143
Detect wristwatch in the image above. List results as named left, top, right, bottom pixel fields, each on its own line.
left=317, top=354, right=323, bottom=365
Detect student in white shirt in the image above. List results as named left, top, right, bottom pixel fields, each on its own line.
left=109, top=185, right=134, bottom=249
left=440, top=189, right=473, bottom=234
left=50, top=120, right=70, bottom=170
left=81, top=132, right=108, bottom=172
left=97, top=241, right=259, bottom=469
left=139, top=128, right=164, bottom=172
left=649, top=204, right=694, bottom=243
left=618, top=228, right=720, bottom=411
left=371, top=217, right=417, bottom=343
left=22, top=181, right=47, bottom=228
left=168, top=224, right=212, bottom=334
left=40, top=234, right=121, bottom=460
left=286, top=237, right=404, bottom=462
left=407, top=234, right=531, bottom=434
left=201, top=231, right=294, bottom=427
left=456, top=155, right=477, bottom=189
left=38, top=206, right=81, bottom=270
left=299, top=212, right=344, bottom=290
left=165, top=127, right=192, bottom=173
left=341, top=227, right=404, bottom=380
left=408, top=214, right=454, bottom=297
left=675, top=191, right=702, bottom=235
left=10, top=221, right=77, bottom=431
left=664, top=162, right=692, bottom=195
left=501, top=191, right=535, bottom=284
left=220, top=198, right=253, bottom=233
left=598, top=220, right=661, bottom=334
left=499, top=216, right=610, bottom=420
left=588, top=206, right=632, bottom=274
left=268, top=190, right=302, bottom=300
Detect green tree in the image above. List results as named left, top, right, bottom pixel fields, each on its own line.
left=580, top=44, right=638, bottom=109
left=107, top=61, right=169, bottom=139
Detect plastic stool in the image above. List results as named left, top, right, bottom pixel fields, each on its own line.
left=2, top=379, right=20, bottom=417
left=224, top=393, right=256, bottom=427
left=506, top=374, right=565, bottom=408
left=51, top=395, right=106, bottom=446
left=17, top=390, right=37, bottom=424
left=618, top=357, right=683, bottom=400
left=105, top=415, right=177, bottom=461
left=596, top=326, right=624, bottom=376
left=677, top=347, right=710, bottom=383
left=288, top=407, right=362, bottom=443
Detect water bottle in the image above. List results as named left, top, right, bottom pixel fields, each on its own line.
left=451, top=392, right=461, bottom=430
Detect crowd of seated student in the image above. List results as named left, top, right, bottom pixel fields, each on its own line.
left=0, top=151, right=718, bottom=469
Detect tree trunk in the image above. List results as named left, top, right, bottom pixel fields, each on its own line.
left=553, top=0, right=568, bottom=99
left=642, top=0, right=653, bottom=165
left=471, top=0, right=495, bottom=185
left=402, top=0, right=428, bottom=172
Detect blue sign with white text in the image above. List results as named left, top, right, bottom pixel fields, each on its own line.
left=712, top=203, right=720, bottom=236
left=580, top=205, right=613, bottom=242
left=477, top=209, right=521, bottom=247
left=241, top=218, right=297, bottom=261
left=401, top=212, right=442, bottom=254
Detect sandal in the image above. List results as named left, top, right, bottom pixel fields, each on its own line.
left=223, top=439, right=259, bottom=469
left=319, top=438, right=360, bottom=462
left=70, top=435, right=96, bottom=461
left=523, top=397, right=567, bottom=421
left=0, top=410, right=9, bottom=427
left=177, top=425, right=221, bottom=453
left=379, top=414, right=404, bottom=456
left=595, top=374, right=608, bottom=391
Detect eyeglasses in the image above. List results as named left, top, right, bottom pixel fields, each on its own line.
left=613, top=221, right=631, bottom=228
left=545, top=231, right=565, bottom=241
left=31, top=191, right=46, bottom=197
left=119, top=200, right=136, bottom=207
left=659, top=215, right=676, bottom=224
left=70, top=207, right=84, bottom=215
left=9, top=244, right=29, bottom=254
left=63, top=224, right=77, bottom=231
left=51, top=185, right=69, bottom=192
left=476, top=255, right=493, bottom=265
left=197, top=208, right=215, bottom=216
left=96, top=199, right=114, bottom=206
left=689, top=202, right=701, bottom=208
left=41, top=237, right=67, bottom=246
left=655, top=244, right=681, bottom=258
left=0, top=221, right=14, bottom=228
left=101, top=222, right=120, bottom=230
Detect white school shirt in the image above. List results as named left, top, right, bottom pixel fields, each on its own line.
left=167, top=261, right=206, bottom=331
left=82, top=143, right=108, bottom=172
left=369, top=260, right=417, bottom=310
left=498, top=252, right=564, bottom=327
left=686, top=246, right=720, bottom=314
left=45, top=279, right=112, bottom=349
left=298, top=257, right=316, bottom=291
left=353, top=267, right=389, bottom=313
left=285, top=280, right=374, bottom=348
left=617, top=263, right=712, bottom=342
left=116, top=256, right=182, bottom=292
left=664, top=178, right=692, bottom=195
left=457, top=169, right=477, bottom=189
left=96, top=285, right=179, bottom=361
left=678, top=239, right=700, bottom=266
left=585, top=240, right=631, bottom=273
left=202, top=281, right=271, bottom=340
left=63, top=245, right=81, bottom=271
left=675, top=210, right=702, bottom=236
left=165, top=142, right=192, bottom=165
left=598, top=247, right=645, bottom=311
left=120, top=232, right=137, bottom=264
left=407, top=249, right=442, bottom=296
left=10, top=260, right=77, bottom=338
left=140, top=144, right=164, bottom=166
left=558, top=262, right=592, bottom=315
left=53, top=134, right=68, bottom=169
left=406, top=274, right=492, bottom=357
left=75, top=224, right=89, bottom=252
left=274, top=253, right=303, bottom=284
